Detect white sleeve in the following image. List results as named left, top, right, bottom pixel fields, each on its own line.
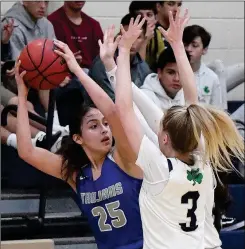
left=106, top=67, right=164, bottom=135
left=106, top=67, right=158, bottom=146
left=204, top=166, right=222, bottom=249
left=136, top=135, right=170, bottom=184
left=211, top=77, right=223, bottom=110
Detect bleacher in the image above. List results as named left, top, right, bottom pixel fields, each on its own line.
left=1, top=99, right=244, bottom=249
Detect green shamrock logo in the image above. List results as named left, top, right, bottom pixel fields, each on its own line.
left=187, top=168, right=203, bottom=186
left=204, top=86, right=210, bottom=94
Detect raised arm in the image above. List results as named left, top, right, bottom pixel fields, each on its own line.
left=100, top=25, right=161, bottom=140
left=115, top=16, right=147, bottom=158
left=53, top=39, right=136, bottom=163
left=15, top=61, right=63, bottom=180
left=158, top=9, right=198, bottom=105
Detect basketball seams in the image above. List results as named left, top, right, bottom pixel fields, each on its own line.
left=22, top=39, right=69, bottom=90
left=26, top=43, right=44, bottom=89
left=39, top=71, right=68, bottom=89
left=26, top=40, right=66, bottom=89
left=35, top=38, right=48, bottom=69
left=27, top=54, right=64, bottom=83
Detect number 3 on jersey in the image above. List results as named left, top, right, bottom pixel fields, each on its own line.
left=91, top=200, right=127, bottom=232
left=179, top=191, right=200, bottom=232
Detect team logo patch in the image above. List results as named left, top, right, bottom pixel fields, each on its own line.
left=187, top=168, right=203, bottom=186
left=203, top=86, right=210, bottom=94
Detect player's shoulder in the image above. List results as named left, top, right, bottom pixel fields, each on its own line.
left=47, top=7, right=63, bottom=21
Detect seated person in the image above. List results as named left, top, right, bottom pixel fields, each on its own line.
left=183, top=25, right=224, bottom=109
left=88, top=13, right=152, bottom=102
left=0, top=104, right=61, bottom=151
left=129, top=1, right=182, bottom=72
left=2, top=1, right=58, bottom=114
left=48, top=1, right=103, bottom=71
left=128, top=1, right=157, bottom=62
left=140, top=46, right=185, bottom=112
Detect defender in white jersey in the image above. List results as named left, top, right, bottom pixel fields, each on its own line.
left=113, top=10, right=244, bottom=249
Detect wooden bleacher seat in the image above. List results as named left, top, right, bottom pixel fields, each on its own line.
left=1, top=239, right=54, bottom=249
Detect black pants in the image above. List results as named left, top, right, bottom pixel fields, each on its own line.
left=213, top=172, right=232, bottom=232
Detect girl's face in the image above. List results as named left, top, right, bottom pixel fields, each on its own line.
left=74, top=108, right=113, bottom=156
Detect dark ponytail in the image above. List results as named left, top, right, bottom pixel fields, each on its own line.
left=56, top=103, right=96, bottom=182
left=56, top=135, right=89, bottom=182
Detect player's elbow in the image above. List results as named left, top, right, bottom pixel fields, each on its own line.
left=17, top=144, right=34, bottom=162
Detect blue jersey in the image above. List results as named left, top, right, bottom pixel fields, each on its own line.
left=76, top=155, right=143, bottom=249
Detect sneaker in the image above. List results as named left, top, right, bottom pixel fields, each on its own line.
left=35, top=131, right=62, bottom=149
left=221, top=214, right=236, bottom=227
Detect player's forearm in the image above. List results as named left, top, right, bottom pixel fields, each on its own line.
left=172, top=42, right=198, bottom=105
left=102, top=57, right=116, bottom=74
left=74, top=67, right=117, bottom=117
left=16, top=96, right=34, bottom=158
left=115, top=49, right=133, bottom=112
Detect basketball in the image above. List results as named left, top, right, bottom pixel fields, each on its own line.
left=19, top=38, right=70, bottom=90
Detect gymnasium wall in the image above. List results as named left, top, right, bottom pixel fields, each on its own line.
left=1, top=1, right=244, bottom=100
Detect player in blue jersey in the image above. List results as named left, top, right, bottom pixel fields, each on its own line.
left=13, top=21, right=158, bottom=247
left=15, top=67, right=144, bottom=248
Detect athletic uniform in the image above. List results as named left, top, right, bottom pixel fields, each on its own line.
left=136, top=135, right=222, bottom=249
left=76, top=154, right=143, bottom=249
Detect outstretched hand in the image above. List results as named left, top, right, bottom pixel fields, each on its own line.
left=15, top=60, right=28, bottom=98
left=158, top=9, right=190, bottom=45
left=118, top=15, right=146, bottom=51
left=99, top=25, right=121, bottom=62
left=53, top=39, right=80, bottom=74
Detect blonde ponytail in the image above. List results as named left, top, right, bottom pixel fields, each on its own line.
left=187, top=104, right=244, bottom=174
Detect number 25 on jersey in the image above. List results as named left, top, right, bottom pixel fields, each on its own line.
left=92, top=200, right=127, bottom=232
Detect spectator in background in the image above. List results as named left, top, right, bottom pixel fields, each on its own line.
left=88, top=13, right=151, bottom=102
left=2, top=1, right=55, bottom=113
left=1, top=18, right=14, bottom=62
left=183, top=25, right=224, bottom=109
left=128, top=1, right=157, bottom=62
left=140, top=46, right=186, bottom=112
left=139, top=1, right=182, bottom=72
left=1, top=18, right=16, bottom=107
left=1, top=18, right=62, bottom=151
left=48, top=1, right=103, bottom=72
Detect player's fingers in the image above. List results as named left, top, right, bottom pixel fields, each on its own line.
left=73, top=50, right=81, bottom=56
left=109, top=24, right=115, bottom=41
left=120, top=24, right=126, bottom=35
left=14, top=60, right=21, bottom=75
left=115, top=35, right=121, bottom=45
left=138, top=17, right=146, bottom=29
left=53, top=39, right=67, bottom=51
left=111, top=24, right=115, bottom=36
left=181, top=9, right=190, bottom=27
left=104, top=28, right=108, bottom=43
left=20, top=70, right=27, bottom=78
left=129, top=17, right=134, bottom=27
left=158, top=26, right=167, bottom=38
left=54, top=49, right=67, bottom=60
left=134, top=15, right=141, bottom=25
left=169, top=11, right=175, bottom=26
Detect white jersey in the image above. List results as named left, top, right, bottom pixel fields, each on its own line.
left=136, top=135, right=222, bottom=249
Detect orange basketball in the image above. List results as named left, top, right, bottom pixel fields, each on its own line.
left=19, top=38, right=70, bottom=90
